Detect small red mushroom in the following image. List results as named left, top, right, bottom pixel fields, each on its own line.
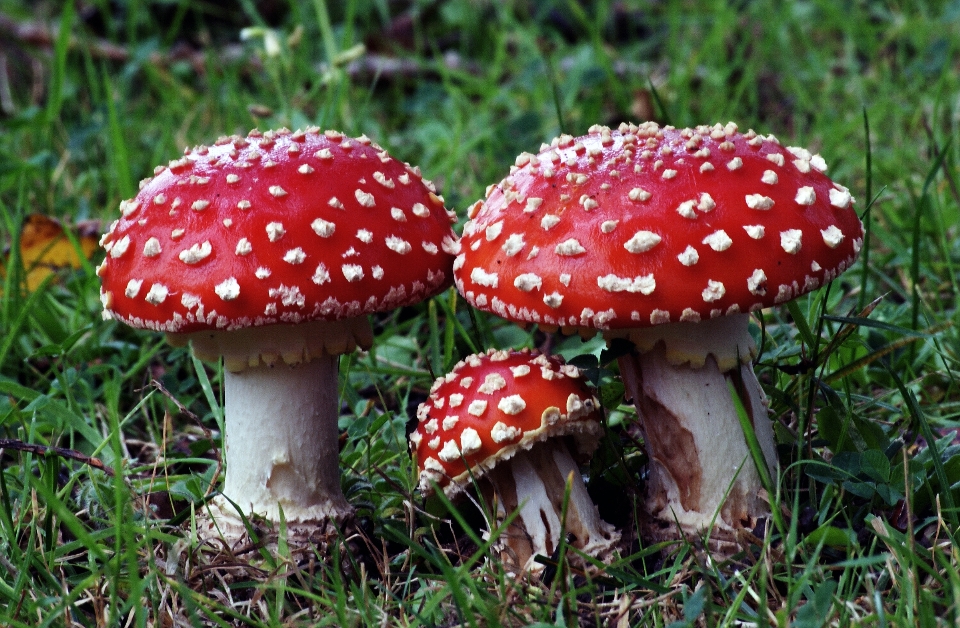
left=412, top=349, right=619, bottom=573
left=453, top=122, right=863, bottom=549
left=98, top=127, right=458, bottom=542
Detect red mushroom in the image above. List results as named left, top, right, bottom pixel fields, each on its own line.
left=453, top=122, right=863, bottom=548
left=412, top=349, right=619, bottom=573
left=98, top=127, right=458, bottom=541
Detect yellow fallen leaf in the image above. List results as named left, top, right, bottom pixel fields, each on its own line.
left=2, top=214, right=100, bottom=291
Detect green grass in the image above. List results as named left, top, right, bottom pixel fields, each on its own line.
left=2, top=0, right=960, bottom=625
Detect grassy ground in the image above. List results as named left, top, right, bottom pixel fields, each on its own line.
left=1, top=0, right=959, bottom=625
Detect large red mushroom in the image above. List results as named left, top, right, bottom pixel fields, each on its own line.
left=412, top=349, right=619, bottom=573
left=98, top=127, right=458, bottom=542
left=454, top=122, right=863, bottom=548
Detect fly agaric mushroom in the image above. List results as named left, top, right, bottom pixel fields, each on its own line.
left=412, top=348, right=619, bottom=573
left=98, top=127, right=458, bottom=540
left=454, top=122, right=863, bottom=548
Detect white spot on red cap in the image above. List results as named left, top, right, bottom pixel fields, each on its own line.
left=235, top=238, right=252, bottom=256
left=460, top=428, right=482, bottom=455
left=746, top=194, right=775, bottom=210
left=179, top=241, right=212, bottom=264
left=215, top=277, right=240, bottom=301
left=373, top=172, right=394, bottom=188
left=702, top=230, right=732, bottom=252
left=543, top=292, right=564, bottom=308
left=491, top=421, right=521, bottom=443
left=702, top=280, right=725, bottom=302
left=726, top=157, right=743, bottom=171
left=485, top=221, right=504, bottom=241
left=312, top=263, right=330, bottom=285
left=269, top=185, right=287, bottom=198
left=143, top=237, right=161, bottom=257
left=124, top=279, right=142, bottom=298
left=470, top=267, right=498, bottom=288
left=555, top=239, right=586, bottom=256
left=342, top=264, right=363, bottom=282
left=821, top=225, right=845, bottom=248
left=624, top=230, right=662, bottom=253
left=356, top=229, right=373, bottom=244
left=676, top=200, right=697, bottom=219
left=514, top=273, right=542, bottom=292
left=628, top=187, right=651, bottom=202
left=650, top=309, right=670, bottom=324
left=355, top=189, right=375, bottom=207
left=109, top=235, right=131, bottom=259
left=438, top=440, right=460, bottom=462
left=467, top=400, right=487, bottom=416
left=795, top=186, right=816, bottom=205
left=761, top=170, right=778, bottom=185
left=237, top=200, right=251, bottom=210
left=498, top=395, right=526, bottom=415
left=144, top=283, right=169, bottom=305
left=598, top=274, right=656, bottom=294
left=678, top=246, right=699, bottom=266
left=766, top=153, right=785, bottom=167
left=829, top=188, right=853, bottom=208
left=697, top=193, right=716, bottom=212
left=283, top=248, right=306, bottom=264
left=541, top=215, right=560, bottom=230
left=780, top=229, right=803, bottom=254
left=191, top=200, right=209, bottom=211
left=524, top=197, right=543, bottom=212
left=479, top=373, right=506, bottom=394
left=311, top=219, right=335, bottom=237
left=744, top=225, right=765, bottom=239
left=502, top=233, right=525, bottom=256
left=266, top=222, right=285, bottom=242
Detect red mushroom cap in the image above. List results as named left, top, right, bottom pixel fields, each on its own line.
left=412, top=348, right=602, bottom=495
left=454, top=122, right=864, bottom=330
left=98, top=128, right=459, bottom=333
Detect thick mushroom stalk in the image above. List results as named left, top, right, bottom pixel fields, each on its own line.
left=170, top=317, right=373, bottom=534
left=412, top=349, right=619, bottom=574
left=609, top=314, right=777, bottom=545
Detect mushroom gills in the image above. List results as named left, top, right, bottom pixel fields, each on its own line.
left=482, top=438, right=619, bottom=573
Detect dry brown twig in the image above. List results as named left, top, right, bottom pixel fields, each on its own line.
left=0, top=438, right=114, bottom=476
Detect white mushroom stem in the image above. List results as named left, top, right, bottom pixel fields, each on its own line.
left=482, top=438, right=619, bottom=573
left=611, top=314, right=777, bottom=547
left=212, top=353, right=353, bottom=525
left=170, top=319, right=374, bottom=538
